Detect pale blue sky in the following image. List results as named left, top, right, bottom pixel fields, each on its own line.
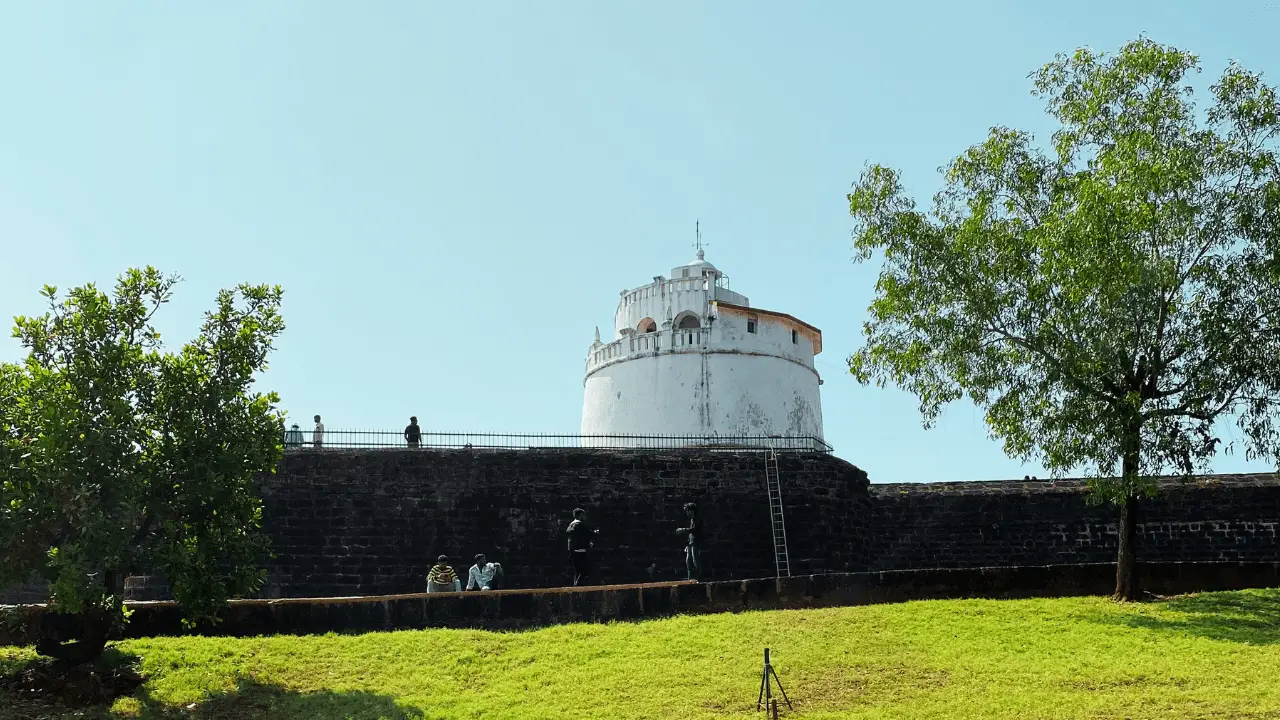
left=2, top=2, right=1278, bottom=483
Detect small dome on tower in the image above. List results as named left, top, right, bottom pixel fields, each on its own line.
left=671, top=250, right=721, bottom=279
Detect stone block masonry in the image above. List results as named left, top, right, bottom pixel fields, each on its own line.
left=870, top=473, right=1280, bottom=571
left=4, top=562, right=1278, bottom=645
left=3, top=448, right=1278, bottom=605
left=0, top=581, right=50, bottom=605
left=260, top=449, right=871, bottom=598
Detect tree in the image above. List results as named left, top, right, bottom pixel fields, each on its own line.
left=0, top=267, right=285, bottom=662
left=846, top=38, right=1280, bottom=600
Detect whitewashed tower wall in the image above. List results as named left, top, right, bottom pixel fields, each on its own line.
left=581, top=251, right=825, bottom=445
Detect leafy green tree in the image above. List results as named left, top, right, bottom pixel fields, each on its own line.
left=0, top=267, right=285, bottom=662
left=846, top=38, right=1280, bottom=600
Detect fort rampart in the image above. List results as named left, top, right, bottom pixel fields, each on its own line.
left=3, top=449, right=1277, bottom=603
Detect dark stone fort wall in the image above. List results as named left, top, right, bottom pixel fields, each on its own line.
left=6, top=450, right=1279, bottom=605
left=868, top=474, right=1280, bottom=571
left=259, top=449, right=871, bottom=598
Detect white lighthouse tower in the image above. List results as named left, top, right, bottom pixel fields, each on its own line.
left=581, top=248, right=825, bottom=447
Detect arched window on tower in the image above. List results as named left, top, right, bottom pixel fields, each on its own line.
left=637, top=318, right=657, bottom=334
left=675, top=314, right=701, bottom=330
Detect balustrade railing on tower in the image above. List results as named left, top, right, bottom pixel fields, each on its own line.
left=281, top=430, right=832, bottom=453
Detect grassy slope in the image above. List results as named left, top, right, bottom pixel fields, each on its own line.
left=4, top=589, right=1280, bottom=720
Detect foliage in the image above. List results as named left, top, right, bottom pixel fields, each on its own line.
left=5, top=589, right=1280, bottom=718
left=0, top=607, right=24, bottom=639
left=0, top=267, right=285, bottom=662
left=846, top=38, right=1280, bottom=597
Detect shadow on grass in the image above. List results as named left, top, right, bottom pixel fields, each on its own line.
left=124, top=678, right=425, bottom=720
left=2, top=646, right=145, bottom=709
left=1091, top=588, right=1280, bottom=645
left=2, top=654, right=424, bottom=720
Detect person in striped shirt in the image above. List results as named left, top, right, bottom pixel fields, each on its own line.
left=427, top=555, right=461, bottom=592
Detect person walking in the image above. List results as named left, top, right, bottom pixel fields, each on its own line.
left=312, top=415, right=325, bottom=449
left=565, top=508, right=599, bottom=587
left=404, top=416, right=422, bottom=449
left=675, top=502, right=707, bottom=581
left=426, top=555, right=461, bottom=592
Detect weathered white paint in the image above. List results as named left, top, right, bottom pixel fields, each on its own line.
left=582, top=251, right=825, bottom=444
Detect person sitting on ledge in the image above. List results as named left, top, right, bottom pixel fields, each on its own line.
left=467, top=553, right=503, bottom=591
left=427, top=555, right=461, bottom=592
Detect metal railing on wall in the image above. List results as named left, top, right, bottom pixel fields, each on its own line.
left=280, top=430, right=833, bottom=453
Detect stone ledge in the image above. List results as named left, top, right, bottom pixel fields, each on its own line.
left=870, top=472, right=1280, bottom=496
left=4, top=561, right=1278, bottom=646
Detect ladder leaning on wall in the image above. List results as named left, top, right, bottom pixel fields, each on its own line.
left=765, top=446, right=792, bottom=578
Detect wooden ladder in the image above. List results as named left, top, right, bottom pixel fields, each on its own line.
left=765, top=447, right=791, bottom=578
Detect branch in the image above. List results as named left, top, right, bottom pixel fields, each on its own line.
left=1152, top=372, right=1196, bottom=400
left=126, top=295, right=167, bottom=349
left=129, top=512, right=155, bottom=548
left=1145, top=374, right=1254, bottom=422
left=983, top=321, right=1118, bottom=404
left=915, top=218, right=1118, bottom=408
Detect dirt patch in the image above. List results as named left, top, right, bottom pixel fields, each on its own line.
left=1062, top=674, right=1193, bottom=692
left=3, top=659, right=144, bottom=709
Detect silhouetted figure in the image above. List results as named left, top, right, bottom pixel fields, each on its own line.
left=676, top=502, right=706, bottom=581
left=427, top=555, right=461, bottom=592
left=566, top=508, right=599, bottom=586
left=285, top=423, right=304, bottom=449
left=404, top=416, right=422, bottom=449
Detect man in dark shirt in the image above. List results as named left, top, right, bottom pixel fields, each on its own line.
left=676, top=502, right=706, bottom=581
left=404, top=416, right=422, bottom=449
left=565, top=507, right=599, bottom=586
left=284, top=423, right=304, bottom=449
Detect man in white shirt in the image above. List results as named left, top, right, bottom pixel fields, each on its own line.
left=466, top=553, right=503, bottom=591
left=313, top=415, right=325, bottom=449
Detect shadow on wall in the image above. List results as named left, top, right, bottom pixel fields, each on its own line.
left=1088, top=588, right=1280, bottom=645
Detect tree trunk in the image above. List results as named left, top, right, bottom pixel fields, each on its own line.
left=35, top=609, right=111, bottom=666
left=35, top=570, right=126, bottom=666
left=1113, top=418, right=1143, bottom=602
left=1113, top=494, right=1140, bottom=601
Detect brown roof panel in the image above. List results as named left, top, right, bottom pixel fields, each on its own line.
left=711, top=301, right=823, bottom=355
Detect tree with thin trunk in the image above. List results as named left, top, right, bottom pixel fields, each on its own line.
left=846, top=37, right=1280, bottom=600
left=0, top=267, right=285, bottom=662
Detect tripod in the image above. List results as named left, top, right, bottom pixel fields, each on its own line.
left=756, top=648, right=793, bottom=715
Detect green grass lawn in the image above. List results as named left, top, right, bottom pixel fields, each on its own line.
left=4, top=588, right=1280, bottom=719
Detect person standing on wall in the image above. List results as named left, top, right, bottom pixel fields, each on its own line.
left=404, top=416, right=422, bottom=449
left=285, top=423, right=304, bottom=449
left=566, top=507, right=599, bottom=587
left=313, top=414, right=325, bottom=449
left=675, top=502, right=706, bottom=581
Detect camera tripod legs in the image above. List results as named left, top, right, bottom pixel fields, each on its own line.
left=756, top=648, right=792, bottom=714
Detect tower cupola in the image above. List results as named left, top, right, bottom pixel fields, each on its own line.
left=670, top=249, right=723, bottom=281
